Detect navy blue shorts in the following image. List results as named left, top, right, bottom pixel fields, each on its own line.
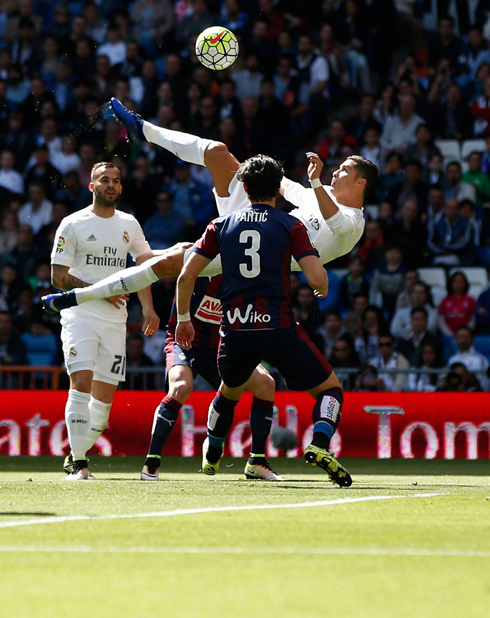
left=218, top=325, right=332, bottom=390
left=164, top=338, right=221, bottom=391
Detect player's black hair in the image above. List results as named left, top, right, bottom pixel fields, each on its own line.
left=347, top=155, right=378, bottom=200
left=236, top=154, right=284, bottom=202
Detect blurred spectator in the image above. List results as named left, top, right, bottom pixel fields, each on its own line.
left=448, top=326, right=489, bottom=390
left=103, top=122, right=132, bottom=161
left=0, top=264, right=24, bottom=312
left=1, top=224, right=42, bottom=279
left=0, top=150, right=23, bottom=197
left=214, top=78, right=243, bottom=126
left=482, top=135, right=490, bottom=175
left=343, top=292, right=369, bottom=338
left=385, top=159, right=428, bottom=219
left=293, top=284, right=324, bottom=348
left=346, top=93, right=382, bottom=144
left=317, top=309, right=347, bottom=358
left=355, top=305, right=388, bottom=363
left=295, top=33, right=330, bottom=131
left=405, top=343, right=443, bottom=392
left=404, top=124, right=440, bottom=167
left=96, top=23, right=126, bottom=67
left=395, top=269, right=419, bottom=310
left=232, top=52, right=264, bottom=101
left=437, top=370, right=465, bottom=391
left=444, top=161, right=476, bottom=202
left=143, top=190, right=186, bottom=250
left=317, top=119, right=356, bottom=166
left=24, top=145, right=63, bottom=201
left=51, top=136, right=82, bottom=176
left=176, top=0, right=215, bottom=45
left=470, top=77, right=490, bottom=136
left=2, top=111, right=35, bottom=172
left=122, top=156, right=159, bottom=224
left=170, top=159, right=215, bottom=236
left=391, top=280, right=438, bottom=338
left=427, top=198, right=475, bottom=266
left=380, top=94, right=424, bottom=153
left=377, top=202, right=394, bottom=233
left=121, top=333, right=155, bottom=390
left=475, top=282, right=490, bottom=335
left=338, top=255, right=369, bottom=312
left=78, top=143, right=98, bottom=187
left=449, top=361, right=483, bottom=392
left=368, top=332, right=410, bottom=392
left=6, top=64, right=30, bottom=106
left=425, top=184, right=445, bottom=229
left=11, top=285, right=34, bottom=333
left=0, top=210, right=18, bottom=256
left=428, top=17, right=461, bottom=73
left=55, top=171, right=92, bottom=212
left=462, top=152, right=490, bottom=206
left=385, top=200, right=426, bottom=268
left=92, top=54, right=117, bottom=100
left=378, top=151, right=404, bottom=200
left=423, top=153, right=446, bottom=186
left=369, top=244, right=405, bottom=316
left=430, top=83, right=473, bottom=140
left=34, top=116, right=62, bottom=161
left=21, top=319, right=58, bottom=367
left=397, top=307, right=441, bottom=366
left=130, top=0, right=173, bottom=54
left=357, top=219, right=384, bottom=272
left=354, top=363, right=381, bottom=391
left=83, top=1, right=107, bottom=44
left=219, top=0, right=250, bottom=36
left=0, top=310, right=28, bottom=368
left=191, top=96, right=220, bottom=141
left=334, top=0, right=371, bottom=92
left=256, top=79, right=291, bottom=160
left=328, top=336, right=359, bottom=391
left=18, top=184, right=53, bottom=235
left=438, top=271, right=476, bottom=335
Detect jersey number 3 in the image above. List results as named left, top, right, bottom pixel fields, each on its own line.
left=239, top=230, right=261, bottom=278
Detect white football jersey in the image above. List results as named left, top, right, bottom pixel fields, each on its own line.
left=51, top=206, right=151, bottom=322
left=284, top=182, right=365, bottom=270
left=212, top=174, right=365, bottom=271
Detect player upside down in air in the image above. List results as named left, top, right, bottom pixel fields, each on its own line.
left=176, top=154, right=352, bottom=486
left=142, top=273, right=284, bottom=482
left=42, top=98, right=378, bottom=313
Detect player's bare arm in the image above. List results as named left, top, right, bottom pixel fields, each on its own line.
left=176, top=251, right=211, bottom=349
left=135, top=253, right=160, bottom=336
left=306, top=152, right=340, bottom=220
left=51, top=264, right=129, bottom=309
left=297, top=255, right=328, bottom=298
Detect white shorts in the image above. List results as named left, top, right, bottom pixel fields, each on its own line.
left=60, top=313, right=126, bottom=385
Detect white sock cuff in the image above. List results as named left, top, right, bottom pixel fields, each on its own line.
left=68, top=389, right=91, bottom=404
left=89, top=397, right=112, bottom=416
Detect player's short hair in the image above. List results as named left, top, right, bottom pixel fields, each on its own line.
left=91, top=161, right=120, bottom=182
left=346, top=155, right=378, bottom=200
left=236, top=154, right=284, bottom=202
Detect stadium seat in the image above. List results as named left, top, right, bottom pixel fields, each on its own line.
left=474, top=336, right=490, bottom=357
left=449, top=267, right=489, bottom=299
left=418, top=267, right=447, bottom=304
left=461, top=139, right=486, bottom=162
left=442, top=335, right=458, bottom=363
left=21, top=333, right=58, bottom=367
left=435, top=139, right=461, bottom=166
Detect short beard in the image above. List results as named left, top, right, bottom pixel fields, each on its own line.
left=94, top=187, right=119, bottom=208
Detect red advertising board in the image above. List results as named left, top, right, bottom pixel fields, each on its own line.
left=1, top=391, right=489, bottom=459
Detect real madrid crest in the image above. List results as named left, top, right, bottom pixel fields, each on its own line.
left=123, top=231, right=130, bottom=243
left=69, top=347, right=77, bottom=357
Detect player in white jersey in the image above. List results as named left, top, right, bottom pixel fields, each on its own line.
left=42, top=99, right=377, bottom=311
left=51, top=161, right=159, bottom=480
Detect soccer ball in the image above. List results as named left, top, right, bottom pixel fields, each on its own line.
left=195, top=26, right=239, bottom=71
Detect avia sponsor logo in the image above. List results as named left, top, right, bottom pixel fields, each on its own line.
left=226, top=304, right=271, bottom=325
left=195, top=295, right=222, bottom=324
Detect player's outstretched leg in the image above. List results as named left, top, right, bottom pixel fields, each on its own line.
left=42, top=244, right=188, bottom=314
left=110, top=98, right=239, bottom=198
left=305, top=375, right=352, bottom=487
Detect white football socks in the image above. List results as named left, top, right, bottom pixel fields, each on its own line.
left=75, top=256, right=161, bottom=304
left=85, top=397, right=111, bottom=453
left=65, top=389, right=91, bottom=459
left=143, top=121, right=212, bottom=167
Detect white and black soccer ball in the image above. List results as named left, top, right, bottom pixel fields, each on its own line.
left=195, top=26, right=239, bottom=71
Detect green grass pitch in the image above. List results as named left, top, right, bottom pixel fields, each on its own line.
left=1, top=456, right=489, bottom=618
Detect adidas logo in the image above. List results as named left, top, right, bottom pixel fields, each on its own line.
left=87, top=234, right=97, bottom=241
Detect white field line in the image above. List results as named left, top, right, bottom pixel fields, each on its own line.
left=0, top=493, right=439, bottom=530
left=0, top=545, right=488, bottom=558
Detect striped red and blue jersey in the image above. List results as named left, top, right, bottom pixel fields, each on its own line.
left=194, top=203, right=318, bottom=331
left=167, top=274, right=223, bottom=351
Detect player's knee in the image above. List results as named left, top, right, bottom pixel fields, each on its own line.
left=70, top=374, right=92, bottom=393
left=253, top=372, right=276, bottom=401
left=169, top=379, right=192, bottom=403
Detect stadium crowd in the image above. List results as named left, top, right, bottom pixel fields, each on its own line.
left=1, top=0, right=490, bottom=392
